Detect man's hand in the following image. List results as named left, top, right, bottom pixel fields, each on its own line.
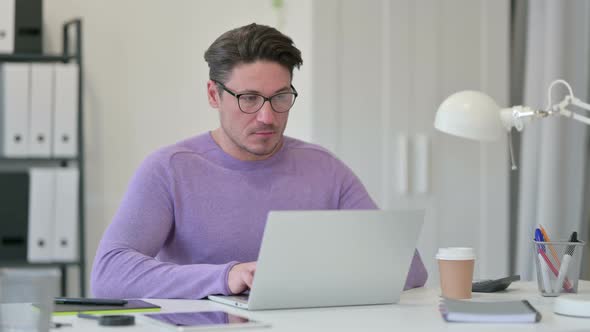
left=228, top=262, right=256, bottom=294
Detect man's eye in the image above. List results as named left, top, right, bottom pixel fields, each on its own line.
left=242, top=95, right=259, bottom=103
left=274, top=94, right=289, bottom=102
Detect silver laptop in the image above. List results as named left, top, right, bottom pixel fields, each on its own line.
left=208, top=209, right=424, bottom=310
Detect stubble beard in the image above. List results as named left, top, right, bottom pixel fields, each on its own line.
left=225, top=126, right=284, bottom=159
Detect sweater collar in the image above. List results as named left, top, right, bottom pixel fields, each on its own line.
left=205, top=131, right=288, bottom=171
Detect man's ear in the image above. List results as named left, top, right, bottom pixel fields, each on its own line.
left=207, top=80, right=220, bottom=108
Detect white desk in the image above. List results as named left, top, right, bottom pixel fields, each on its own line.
left=47, top=281, right=589, bottom=331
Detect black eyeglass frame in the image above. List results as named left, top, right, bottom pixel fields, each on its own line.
left=212, top=80, right=298, bottom=114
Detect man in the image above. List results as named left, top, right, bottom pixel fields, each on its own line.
left=91, top=23, right=427, bottom=299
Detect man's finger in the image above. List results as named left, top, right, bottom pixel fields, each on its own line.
left=243, top=270, right=254, bottom=288
left=247, top=263, right=257, bottom=273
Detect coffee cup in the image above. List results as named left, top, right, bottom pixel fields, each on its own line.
left=436, top=247, right=475, bottom=299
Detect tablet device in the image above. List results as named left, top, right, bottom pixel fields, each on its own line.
left=140, top=311, right=269, bottom=331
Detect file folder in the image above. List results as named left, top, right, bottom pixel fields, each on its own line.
left=0, top=0, right=15, bottom=53
left=0, top=63, right=30, bottom=157
left=52, top=63, right=78, bottom=158
left=52, top=167, right=78, bottom=262
left=0, top=172, right=29, bottom=261
left=27, top=168, right=55, bottom=262
left=29, top=63, right=54, bottom=157
left=13, top=0, right=42, bottom=54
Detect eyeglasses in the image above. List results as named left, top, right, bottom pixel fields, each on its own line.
left=212, top=80, right=298, bottom=114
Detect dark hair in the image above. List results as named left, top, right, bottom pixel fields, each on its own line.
left=204, top=23, right=303, bottom=85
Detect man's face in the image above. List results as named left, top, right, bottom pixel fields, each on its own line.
left=207, top=61, right=292, bottom=161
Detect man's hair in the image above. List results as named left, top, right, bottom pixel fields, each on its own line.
left=204, top=23, right=303, bottom=85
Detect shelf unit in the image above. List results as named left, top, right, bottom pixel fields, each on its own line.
left=0, top=19, right=85, bottom=296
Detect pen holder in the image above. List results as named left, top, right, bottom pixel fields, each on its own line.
left=533, top=240, right=585, bottom=297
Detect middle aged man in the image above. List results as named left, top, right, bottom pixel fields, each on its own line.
left=91, top=23, right=428, bottom=299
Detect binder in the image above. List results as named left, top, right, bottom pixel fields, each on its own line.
left=52, top=63, right=78, bottom=158
left=0, top=0, right=15, bottom=53
left=13, top=0, right=42, bottom=54
left=52, top=167, right=78, bottom=262
left=0, top=63, right=30, bottom=157
left=0, top=172, right=29, bottom=261
left=27, top=168, right=55, bottom=262
left=29, top=63, right=54, bottom=157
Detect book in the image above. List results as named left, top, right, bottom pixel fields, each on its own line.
left=439, top=299, right=542, bottom=323
left=35, top=299, right=161, bottom=316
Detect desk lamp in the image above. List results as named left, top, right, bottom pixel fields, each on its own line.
left=434, top=79, right=590, bottom=169
left=434, top=79, right=590, bottom=317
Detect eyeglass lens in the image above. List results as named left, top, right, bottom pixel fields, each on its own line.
left=238, top=93, right=296, bottom=113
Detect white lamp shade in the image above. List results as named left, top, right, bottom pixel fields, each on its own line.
left=434, top=90, right=505, bottom=141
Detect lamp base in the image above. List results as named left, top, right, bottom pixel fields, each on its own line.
left=554, top=294, right=590, bottom=318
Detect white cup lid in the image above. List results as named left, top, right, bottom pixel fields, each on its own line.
left=436, top=247, right=476, bottom=260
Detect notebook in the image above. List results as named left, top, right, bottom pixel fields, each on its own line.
left=36, top=299, right=161, bottom=316
left=439, top=299, right=542, bottom=323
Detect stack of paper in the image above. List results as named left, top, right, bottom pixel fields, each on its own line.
left=439, top=299, right=541, bottom=323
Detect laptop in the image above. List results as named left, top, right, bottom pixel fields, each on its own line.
left=208, top=209, right=424, bottom=310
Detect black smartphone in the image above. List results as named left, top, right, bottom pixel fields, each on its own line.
left=54, top=297, right=128, bottom=306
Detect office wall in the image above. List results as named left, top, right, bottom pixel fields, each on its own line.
left=44, top=0, right=511, bottom=294
left=43, top=0, right=313, bottom=295
left=310, top=0, right=510, bottom=283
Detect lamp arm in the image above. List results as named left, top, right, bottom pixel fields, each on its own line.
left=545, top=79, right=590, bottom=126
left=552, top=95, right=590, bottom=126
left=559, top=107, right=590, bottom=126
left=569, top=97, right=590, bottom=112
left=504, top=89, right=590, bottom=131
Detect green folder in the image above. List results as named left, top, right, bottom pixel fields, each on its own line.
left=40, top=299, right=161, bottom=316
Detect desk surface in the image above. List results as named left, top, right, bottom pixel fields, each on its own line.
left=47, top=281, right=589, bottom=331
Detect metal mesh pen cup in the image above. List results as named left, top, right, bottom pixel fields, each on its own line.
left=533, top=240, right=585, bottom=297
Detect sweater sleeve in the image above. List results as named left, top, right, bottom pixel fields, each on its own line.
left=91, top=152, right=238, bottom=299
left=337, top=161, right=428, bottom=289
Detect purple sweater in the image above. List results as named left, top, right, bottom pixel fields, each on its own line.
left=91, top=133, right=427, bottom=299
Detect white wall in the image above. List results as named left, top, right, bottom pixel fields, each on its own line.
left=310, top=0, right=510, bottom=284
left=44, top=0, right=510, bottom=295
left=43, top=0, right=313, bottom=295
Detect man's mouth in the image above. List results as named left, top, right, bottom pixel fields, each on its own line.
left=253, top=131, right=275, bottom=137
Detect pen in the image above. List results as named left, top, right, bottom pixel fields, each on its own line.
left=539, top=225, right=573, bottom=291
left=77, top=313, right=135, bottom=326
left=77, top=313, right=99, bottom=320
left=539, top=249, right=560, bottom=277
left=50, top=322, right=73, bottom=328
left=535, top=229, right=553, bottom=293
left=539, top=224, right=560, bottom=267
left=54, top=297, right=127, bottom=306
left=534, top=229, right=572, bottom=291
left=555, top=232, right=578, bottom=293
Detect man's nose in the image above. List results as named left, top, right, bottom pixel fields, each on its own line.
left=256, top=101, right=275, bottom=125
